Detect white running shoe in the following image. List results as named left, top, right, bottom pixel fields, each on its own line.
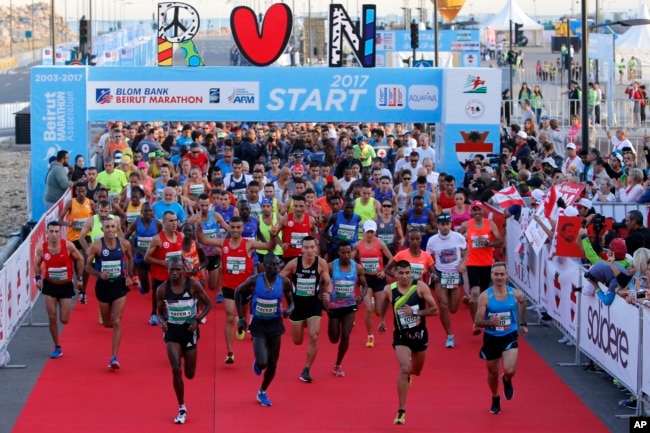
left=445, top=335, right=455, bottom=348
left=174, top=409, right=187, bottom=424
left=558, top=336, right=570, bottom=344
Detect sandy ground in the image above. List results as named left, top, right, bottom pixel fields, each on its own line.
left=0, top=138, right=29, bottom=247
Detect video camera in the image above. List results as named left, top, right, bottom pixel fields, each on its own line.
left=486, top=153, right=505, bottom=168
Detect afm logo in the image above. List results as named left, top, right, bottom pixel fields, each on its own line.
left=96, top=88, right=113, bottom=104
left=227, top=88, right=256, bottom=104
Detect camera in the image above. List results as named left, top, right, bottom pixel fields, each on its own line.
left=486, top=153, right=503, bottom=167
left=612, top=219, right=626, bottom=230
left=637, top=291, right=647, bottom=299
left=593, top=213, right=606, bottom=226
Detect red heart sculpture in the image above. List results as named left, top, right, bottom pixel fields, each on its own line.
left=231, top=4, right=293, bottom=67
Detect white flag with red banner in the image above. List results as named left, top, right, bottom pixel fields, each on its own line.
left=491, top=185, right=526, bottom=209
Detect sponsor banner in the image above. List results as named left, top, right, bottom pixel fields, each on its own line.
left=579, top=293, right=639, bottom=391
left=30, top=68, right=87, bottom=220
left=543, top=183, right=585, bottom=220
left=375, top=29, right=479, bottom=54
left=0, top=269, right=5, bottom=349
left=642, top=307, right=650, bottom=396
left=437, top=123, right=501, bottom=188
left=506, top=208, right=540, bottom=303
left=84, top=66, right=445, bottom=122
left=441, top=68, right=501, bottom=124
left=542, top=255, right=580, bottom=337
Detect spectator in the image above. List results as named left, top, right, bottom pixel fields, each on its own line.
left=615, top=168, right=644, bottom=203
left=623, top=210, right=650, bottom=255
left=44, top=150, right=82, bottom=209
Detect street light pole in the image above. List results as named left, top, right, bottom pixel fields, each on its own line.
left=50, top=0, right=56, bottom=65
left=580, top=0, right=589, bottom=153
left=433, top=0, right=439, bottom=66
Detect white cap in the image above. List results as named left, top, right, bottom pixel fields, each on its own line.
left=576, top=198, right=593, bottom=209
left=562, top=206, right=579, bottom=217
left=542, top=157, right=558, bottom=168
left=531, top=189, right=546, bottom=203
left=566, top=143, right=576, bottom=150
left=516, top=131, right=528, bottom=139
left=363, top=220, right=377, bottom=232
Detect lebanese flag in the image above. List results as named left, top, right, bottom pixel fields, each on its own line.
left=491, top=186, right=525, bottom=209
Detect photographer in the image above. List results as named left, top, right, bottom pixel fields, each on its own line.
left=470, top=173, right=501, bottom=203
left=580, top=236, right=630, bottom=306
left=623, top=210, right=650, bottom=255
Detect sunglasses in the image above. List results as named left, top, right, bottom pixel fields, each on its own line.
left=382, top=204, right=393, bottom=208
left=403, top=177, right=411, bottom=181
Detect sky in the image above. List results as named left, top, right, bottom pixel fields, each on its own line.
left=8, top=0, right=650, bottom=21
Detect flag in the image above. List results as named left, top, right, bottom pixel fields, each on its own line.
left=543, top=185, right=557, bottom=219
left=491, top=186, right=525, bottom=209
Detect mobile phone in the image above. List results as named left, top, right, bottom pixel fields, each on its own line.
left=637, top=291, right=646, bottom=299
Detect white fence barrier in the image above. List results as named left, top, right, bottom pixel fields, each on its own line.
left=0, top=102, right=29, bottom=132
left=643, top=307, right=650, bottom=397
left=0, top=190, right=70, bottom=367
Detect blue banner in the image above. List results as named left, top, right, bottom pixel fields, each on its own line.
left=30, top=68, right=88, bottom=219
left=85, top=67, right=443, bottom=123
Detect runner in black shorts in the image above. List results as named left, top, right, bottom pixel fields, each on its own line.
left=34, top=221, right=85, bottom=359
left=280, top=236, right=332, bottom=383
left=327, top=242, right=367, bottom=376
left=353, top=220, right=393, bottom=346
left=235, top=253, right=294, bottom=407
left=384, top=260, right=438, bottom=425
left=474, top=262, right=528, bottom=415
left=85, top=217, right=134, bottom=370
left=157, top=258, right=212, bottom=424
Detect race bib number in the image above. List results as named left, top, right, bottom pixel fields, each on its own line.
left=411, top=263, right=424, bottom=280
left=333, top=280, right=355, bottom=299
left=336, top=224, right=356, bottom=241
left=72, top=218, right=85, bottom=232
left=488, top=312, right=512, bottom=332
left=441, top=272, right=460, bottom=289
left=471, top=235, right=489, bottom=248
left=295, top=277, right=316, bottom=296
left=290, top=232, right=308, bottom=248
left=397, top=310, right=421, bottom=329
left=48, top=266, right=69, bottom=282
left=202, top=227, right=217, bottom=240
left=361, top=257, right=380, bottom=273
left=165, top=251, right=182, bottom=261
left=226, top=256, right=246, bottom=274
left=232, top=188, right=246, bottom=201
left=136, top=236, right=153, bottom=251
left=378, top=232, right=394, bottom=245
left=101, top=260, right=122, bottom=279
left=255, top=298, right=278, bottom=318
left=126, top=212, right=140, bottom=225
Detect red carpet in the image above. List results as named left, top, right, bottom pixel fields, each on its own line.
left=13, top=286, right=609, bottom=433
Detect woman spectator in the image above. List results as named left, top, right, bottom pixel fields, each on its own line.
left=616, top=167, right=644, bottom=202
left=70, top=154, right=87, bottom=182
left=518, top=83, right=532, bottom=107
left=531, top=85, right=544, bottom=122
left=625, top=81, right=644, bottom=129
left=566, top=115, right=581, bottom=144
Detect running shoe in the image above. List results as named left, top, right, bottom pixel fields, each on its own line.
left=333, top=365, right=345, bottom=377
left=472, top=325, right=482, bottom=336
left=257, top=390, right=272, bottom=407
left=445, top=335, right=455, bottom=348
left=253, top=361, right=262, bottom=376
left=393, top=409, right=406, bottom=425
left=200, top=316, right=207, bottom=324
left=490, top=396, right=501, bottom=414
left=502, top=374, right=514, bottom=400
left=79, top=292, right=87, bottom=304
left=173, top=409, right=187, bottom=424
left=299, top=367, right=313, bottom=383
left=365, top=335, right=375, bottom=348
left=558, top=335, right=570, bottom=344
left=236, top=328, right=246, bottom=340
left=49, top=346, right=63, bottom=358
left=149, top=314, right=158, bottom=326
left=225, top=353, right=235, bottom=364
left=108, top=356, right=120, bottom=370
left=216, top=293, right=224, bottom=303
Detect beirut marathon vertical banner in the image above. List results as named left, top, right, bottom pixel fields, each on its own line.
left=30, top=67, right=88, bottom=220
left=438, top=68, right=501, bottom=182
